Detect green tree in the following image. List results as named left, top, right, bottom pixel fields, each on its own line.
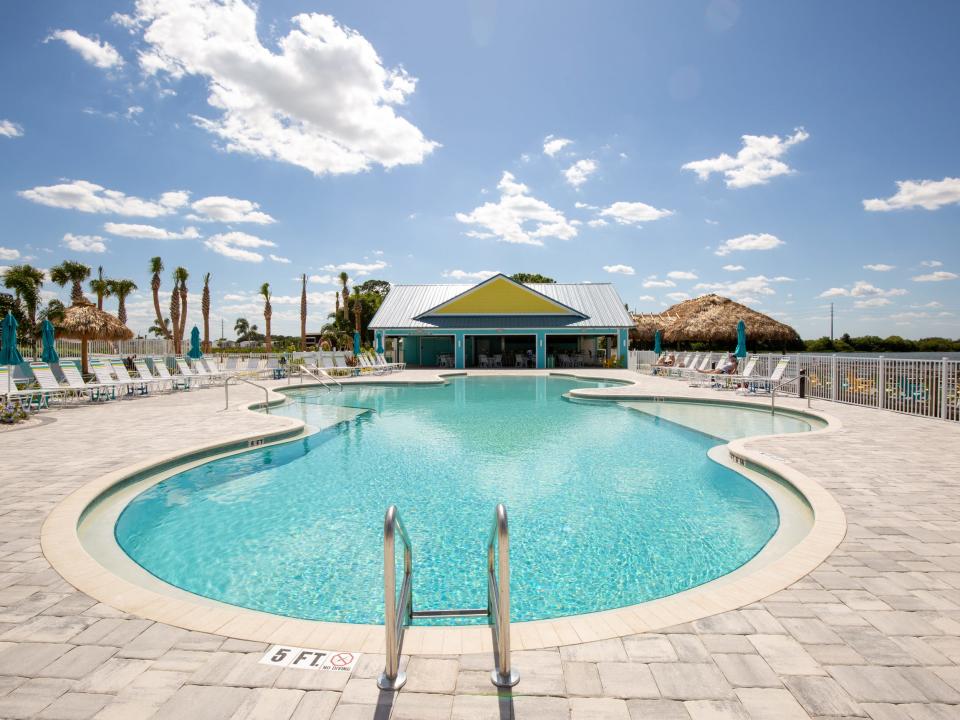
left=260, top=283, right=272, bottom=352
left=511, top=273, right=555, bottom=284
left=149, top=257, right=171, bottom=340
left=3, top=263, right=45, bottom=350
left=201, top=273, right=211, bottom=352
left=107, top=279, right=137, bottom=326
left=234, top=317, right=250, bottom=340
left=89, top=266, right=112, bottom=310
left=50, top=260, right=92, bottom=305
left=355, top=279, right=391, bottom=297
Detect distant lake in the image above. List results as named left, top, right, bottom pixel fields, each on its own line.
left=797, top=352, right=960, bottom=360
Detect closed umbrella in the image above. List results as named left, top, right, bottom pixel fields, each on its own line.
left=0, top=312, right=24, bottom=365
left=353, top=331, right=361, bottom=356
left=40, top=320, right=59, bottom=363
left=734, top=319, right=748, bottom=358
left=188, top=326, right=202, bottom=359
left=653, top=329, right=662, bottom=355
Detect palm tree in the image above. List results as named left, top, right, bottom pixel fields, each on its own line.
left=3, top=264, right=45, bottom=352
left=149, top=257, right=171, bottom=340
left=201, top=272, right=211, bottom=352
left=38, top=299, right=65, bottom=326
left=50, top=261, right=91, bottom=305
left=353, top=286, right=362, bottom=336
left=300, top=273, right=307, bottom=351
left=173, top=267, right=189, bottom=354
left=234, top=317, right=249, bottom=340
left=169, top=270, right=181, bottom=354
left=108, top=279, right=137, bottom=325
left=89, top=266, right=112, bottom=310
left=149, top=317, right=171, bottom=338
left=339, top=271, right=349, bottom=321
left=260, top=282, right=272, bottom=352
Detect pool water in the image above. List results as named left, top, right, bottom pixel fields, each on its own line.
left=115, top=376, right=807, bottom=625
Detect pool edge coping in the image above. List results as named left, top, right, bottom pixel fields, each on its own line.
left=40, top=370, right=847, bottom=656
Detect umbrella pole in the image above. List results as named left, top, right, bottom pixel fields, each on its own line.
left=82, top=337, right=89, bottom=377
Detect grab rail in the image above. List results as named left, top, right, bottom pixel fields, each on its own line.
left=223, top=375, right=271, bottom=414
left=770, top=372, right=811, bottom=414
left=303, top=364, right=343, bottom=391
left=377, top=506, right=413, bottom=690
left=488, top=504, right=519, bottom=687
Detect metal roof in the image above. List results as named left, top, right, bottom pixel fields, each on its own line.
left=370, top=283, right=633, bottom=330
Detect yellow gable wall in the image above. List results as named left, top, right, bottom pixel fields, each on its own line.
left=432, top=277, right=576, bottom=315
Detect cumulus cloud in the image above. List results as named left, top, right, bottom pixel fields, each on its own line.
left=666, top=292, right=690, bottom=302
left=599, top=201, right=673, bottom=226
left=863, top=177, right=960, bottom=211
left=442, top=269, right=500, bottom=281
left=642, top=276, right=676, bottom=289
left=920, top=260, right=943, bottom=267
left=714, top=233, right=783, bottom=256
left=269, top=254, right=291, bottom=264
left=913, top=271, right=958, bottom=282
left=855, top=297, right=892, bottom=308
left=455, top=172, right=577, bottom=246
left=819, top=281, right=908, bottom=298
left=62, top=233, right=107, bottom=253
left=722, top=264, right=744, bottom=271
left=203, top=231, right=275, bottom=262
left=188, top=196, right=275, bottom=224
left=0, top=247, right=20, bottom=260
left=694, top=275, right=793, bottom=300
left=308, top=274, right=335, bottom=284
left=602, top=264, right=635, bottom=275
left=322, top=260, right=387, bottom=276
left=46, top=29, right=124, bottom=69
left=0, top=120, right=24, bottom=138
left=636, top=295, right=655, bottom=302
left=682, top=128, right=808, bottom=188
left=587, top=219, right=608, bottom=228
left=19, top=180, right=187, bottom=217
left=564, top=159, right=597, bottom=188
left=543, top=135, right=572, bottom=157
left=130, top=1, right=437, bottom=176
left=667, top=270, right=697, bottom=280
left=104, top=222, right=200, bottom=240
left=863, top=263, right=895, bottom=272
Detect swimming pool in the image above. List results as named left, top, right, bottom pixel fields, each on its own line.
left=113, top=376, right=813, bottom=625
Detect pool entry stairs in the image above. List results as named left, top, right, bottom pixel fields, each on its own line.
left=377, top=504, right=519, bottom=690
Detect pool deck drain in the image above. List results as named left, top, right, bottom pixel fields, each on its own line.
left=1, top=369, right=959, bottom=718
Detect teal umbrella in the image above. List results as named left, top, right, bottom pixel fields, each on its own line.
left=353, top=331, right=361, bottom=355
left=653, top=329, right=662, bottom=355
left=0, top=312, right=24, bottom=366
left=40, top=320, right=59, bottom=363
left=376, top=332, right=384, bottom=354
left=187, top=326, right=203, bottom=359
left=734, top=319, right=748, bottom=358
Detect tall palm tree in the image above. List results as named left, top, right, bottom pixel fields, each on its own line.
left=173, top=267, right=189, bottom=354
left=339, top=271, right=349, bottom=321
left=89, top=266, right=112, bottom=310
left=149, top=257, right=171, bottom=340
left=260, top=282, right=272, bottom=352
left=234, top=317, right=249, bottom=340
left=169, top=270, right=181, bottom=354
left=149, top=317, right=171, bottom=338
left=107, top=279, right=137, bottom=325
left=50, top=261, right=91, bottom=305
left=201, top=273, right=211, bottom=353
left=300, top=273, right=307, bottom=351
left=3, top=264, right=45, bottom=352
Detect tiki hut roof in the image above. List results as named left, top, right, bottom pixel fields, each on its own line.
left=632, top=294, right=803, bottom=350
left=55, top=300, right=133, bottom=341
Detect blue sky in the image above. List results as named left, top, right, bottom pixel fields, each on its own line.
left=1, top=0, right=958, bottom=338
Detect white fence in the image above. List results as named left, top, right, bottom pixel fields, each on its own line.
left=16, top=338, right=174, bottom=359
left=630, top=350, right=960, bottom=422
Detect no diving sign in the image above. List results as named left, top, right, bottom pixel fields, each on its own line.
left=259, top=645, right=360, bottom=673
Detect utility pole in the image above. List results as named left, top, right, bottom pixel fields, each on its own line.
left=829, top=303, right=834, bottom=341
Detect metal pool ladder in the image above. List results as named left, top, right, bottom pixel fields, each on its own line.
left=377, top=503, right=519, bottom=690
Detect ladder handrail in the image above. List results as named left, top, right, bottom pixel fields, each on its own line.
left=223, top=375, right=271, bottom=414
left=487, top=503, right=519, bottom=687
left=377, top=505, right=413, bottom=690
left=301, top=364, right=342, bottom=391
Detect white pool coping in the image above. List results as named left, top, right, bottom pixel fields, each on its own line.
left=41, top=371, right=847, bottom=656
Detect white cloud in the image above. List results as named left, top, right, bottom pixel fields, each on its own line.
left=642, top=276, right=676, bottom=289
left=574, top=201, right=597, bottom=210
left=322, top=260, right=387, bottom=277
left=854, top=297, right=892, bottom=308
left=666, top=292, right=690, bottom=302
left=0, top=120, right=24, bottom=138
left=130, top=1, right=437, bottom=176
left=694, top=275, right=792, bottom=300
left=715, top=233, right=783, bottom=256
left=636, top=295, right=655, bottom=302
left=188, top=196, right=275, bottom=224
left=599, top=201, right=673, bottom=226
left=270, top=254, right=291, bottom=264
left=920, top=260, right=943, bottom=267
left=308, top=274, right=335, bottom=284
left=543, top=135, right=572, bottom=157
left=819, top=281, right=908, bottom=298
left=602, top=264, right=635, bottom=275
left=442, top=269, right=500, bottom=281
left=564, top=159, right=597, bottom=188
left=46, top=29, right=124, bottom=69
left=913, top=271, right=958, bottom=282
left=19, top=180, right=187, bottom=217
left=705, top=218, right=719, bottom=225
left=587, top=219, right=608, bottom=228
left=455, top=172, right=577, bottom=246
left=104, top=222, right=200, bottom=240
left=667, top=270, right=698, bottom=280
left=0, top=247, right=20, bottom=260
left=62, top=233, right=107, bottom=253
left=863, top=177, right=960, bottom=211
left=722, top=264, right=744, bottom=272
left=863, top=263, right=895, bottom=272
left=682, top=128, right=808, bottom=188
left=203, top=231, right=275, bottom=263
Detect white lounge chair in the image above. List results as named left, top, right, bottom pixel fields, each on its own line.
left=0, top=365, right=43, bottom=410
left=175, top=357, right=206, bottom=387
left=711, top=357, right=759, bottom=391
left=90, top=359, right=131, bottom=397
left=193, top=358, right=225, bottom=383
left=152, top=357, right=191, bottom=391
left=28, top=361, right=71, bottom=406
left=110, top=359, right=155, bottom=395
left=58, top=360, right=114, bottom=401
left=376, top=353, right=404, bottom=372
left=221, top=357, right=239, bottom=374
left=738, top=357, right=791, bottom=395
left=133, top=359, right=173, bottom=393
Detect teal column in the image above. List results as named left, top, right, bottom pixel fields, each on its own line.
left=536, top=331, right=546, bottom=369
left=618, top=329, right=629, bottom=367
left=454, top=332, right=465, bottom=369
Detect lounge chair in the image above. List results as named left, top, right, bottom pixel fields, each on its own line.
left=262, top=357, right=281, bottom=379
left=110, top=359, right=154, bottom=395
left=377, top=353, right=404, bottom=372
left=711, top=357, right=759, bottom=391
left=221, top=357, right=239, bottom=374
left=133, top=359, right=174, bottom=393
left=58, top=360, right=114, bottom=401
left=674, top=354, right=712, bottom=380
left=193, top=358, right=225, bottom=383
left=151, top=357, right=191, bottom=391
left=28, top=361, right=71, bottom=407
left=738, top=357, right=790, bottom=395
left=175, top=357, right=206, bottom=387
left=90, top=359, right=132, bottom=397
left=240, top=358, right=262, bottom=377
left=0, top=366, right=43, bottom=410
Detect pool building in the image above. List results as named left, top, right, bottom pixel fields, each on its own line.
left=369, top=274, right=633, bottom=369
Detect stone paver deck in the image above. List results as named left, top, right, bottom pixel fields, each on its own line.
left=1, top=369, right=959, bottom=719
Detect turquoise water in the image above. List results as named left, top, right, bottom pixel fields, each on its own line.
left=115, top=376, right=803, bottom=624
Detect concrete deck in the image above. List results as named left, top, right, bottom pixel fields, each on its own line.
left=1, top=369, right=959, bottom=719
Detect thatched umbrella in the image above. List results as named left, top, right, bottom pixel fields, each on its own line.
left=55, top=299, right=133, bottom=375
left=633, top=294, right=803, bottom=351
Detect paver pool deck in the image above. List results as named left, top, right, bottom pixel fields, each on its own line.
left=1, top=368, right=959, bottom=719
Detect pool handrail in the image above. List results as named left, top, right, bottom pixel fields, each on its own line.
left=771, top=372, right=812, bottom=415
left=488, top=503, right=519, bottom=687
left=378, top=505, right=413, bottom=691
left=223, top=375, right=271, bottom=414
left=301, top=363, right=342, bottom=391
